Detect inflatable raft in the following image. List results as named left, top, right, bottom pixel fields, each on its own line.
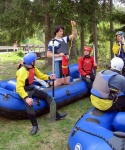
left=0, top=64, right=88, bottom=119
left=68, top=107, right=125, bottom=150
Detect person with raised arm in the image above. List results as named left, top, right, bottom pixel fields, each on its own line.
left=47, top=21, right=77, bottom=87
left=112, top=31, right=125, bottom=76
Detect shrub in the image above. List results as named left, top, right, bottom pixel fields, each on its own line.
left=17, top=50, right=24, bottom=57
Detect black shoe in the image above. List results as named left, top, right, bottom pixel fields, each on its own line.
left=56, top=113, right=67, bottom=121
left=31, top=126, right=38, bottom=135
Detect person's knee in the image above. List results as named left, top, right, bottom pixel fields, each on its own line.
left=55, top=78, right=63, bottom=86
left=49, top=81, right=61, bottom=87
left=63, top=76, right=70, bottom=85
left=63, top=80, right=70, bottom=85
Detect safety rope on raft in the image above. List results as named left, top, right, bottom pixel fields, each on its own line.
left=71, top=126, right=117, bottom=150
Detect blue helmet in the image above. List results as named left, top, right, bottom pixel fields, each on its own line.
left=116, top=31, right=124, bottom=37
left=23, top=52, right=37, bottom=65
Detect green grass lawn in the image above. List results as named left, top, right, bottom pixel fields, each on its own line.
left=0, top=52, right=92, bottom=150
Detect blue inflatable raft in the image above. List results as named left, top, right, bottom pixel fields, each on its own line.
left=68, top=107, right=125, bottom=150
left=0, top=64, right=88, bottom=119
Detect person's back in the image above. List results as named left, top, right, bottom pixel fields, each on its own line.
left=91, top=57, right=125, bottom=111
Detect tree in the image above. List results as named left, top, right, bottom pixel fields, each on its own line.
left=109, top=0, right=114, bottom=59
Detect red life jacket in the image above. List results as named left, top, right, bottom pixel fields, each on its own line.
left=62, top=55, right=68, bottom=75
left=17, top=65, right=35, bottom=86
left=82, top=56, right=93, bottom=75
left=28, top=68, right=35, bottom=85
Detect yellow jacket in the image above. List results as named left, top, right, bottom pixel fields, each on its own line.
left=16, top=66, right=49, bottom=99
left=112, top=43, right=125, bottom=55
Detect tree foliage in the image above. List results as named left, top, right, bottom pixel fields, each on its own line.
left=0, top=0, right=125, bottom=63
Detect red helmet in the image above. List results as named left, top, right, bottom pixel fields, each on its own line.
left=83, top=46, right=92, bottom=52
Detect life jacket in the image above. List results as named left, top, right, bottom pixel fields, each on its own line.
left=17, top=62, right=35, bottom=86
left=115, top=43, right=125, bottom=60
left=27, top=68, right=35, bottom=85
left=91, top=70, right=119, bottom=99
left=22, top=65, right=35, bottom=86
left=54, top=39, right=69, bottom=55
left=82, top=56, right=93, bottom=75
left=62, top=55, right=69, bottom=75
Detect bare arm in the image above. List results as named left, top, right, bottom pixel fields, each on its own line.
left=69, top=21, right=77, bottom=40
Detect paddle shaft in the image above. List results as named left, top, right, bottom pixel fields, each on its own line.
left=52, top=39, right=55, bottom=97
left=50, top=39, right=56, bottom=122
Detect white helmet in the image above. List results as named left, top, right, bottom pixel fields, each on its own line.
left=111, top=57, right=124, bottom=71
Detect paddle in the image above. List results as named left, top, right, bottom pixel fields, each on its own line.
left=50, top=39, right=56, bottom=122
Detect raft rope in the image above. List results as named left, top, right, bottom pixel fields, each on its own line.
left=0, top=92, right=21, bottom=100
left=0, top=80, right=88, bottom=102
left=71, top=126, right=117, bottom=150
left=0, top=92, right=40, bottom=105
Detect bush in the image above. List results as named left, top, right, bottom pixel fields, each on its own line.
left=17, top=50, right=25, bottom=57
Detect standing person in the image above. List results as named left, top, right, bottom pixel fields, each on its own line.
left=78, top=46, right=97, bottom=92
left=16, top=52, right=67, bottom=135
left=112, top=31, right=125, bottom=76
left=47, top=21, right=77, bottom=87
left=13, top=41, right=18, bottom=51
left=91, top=57, right=125, bottom=112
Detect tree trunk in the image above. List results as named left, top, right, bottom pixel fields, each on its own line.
left=80, top=27, right=84, bottom=56
left=45, top=14, right=51, bottom=57
left=44, top=14, right=52, bottom=65
left=102, top=0, right=106, bottom=19
left=70, top=39, right=77, bottom=59
left=93, top=22, right=98, bottom=63
left=109, top=0, right=114, bottom=59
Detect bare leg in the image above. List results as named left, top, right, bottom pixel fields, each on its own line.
left=50, top=78, right=63, bottom=87
left=63, top=76, right=70, bottom=85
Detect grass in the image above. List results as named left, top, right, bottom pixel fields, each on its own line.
left=0, top=52, right=92, bottom=150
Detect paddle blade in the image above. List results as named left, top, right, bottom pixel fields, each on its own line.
left=50, top=97, right=56, bottom=122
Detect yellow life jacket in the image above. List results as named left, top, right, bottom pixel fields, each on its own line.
left=91, top=95, right=112, bottom=111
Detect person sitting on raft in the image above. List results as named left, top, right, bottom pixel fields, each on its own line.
left=16, top=52, right=67, bottom=135
left=78, top=46, right=97, bottom=92
left=91, top=57, right=125, bottom=112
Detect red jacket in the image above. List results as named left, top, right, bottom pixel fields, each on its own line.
left=78, top=56, right=96, bottom=76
